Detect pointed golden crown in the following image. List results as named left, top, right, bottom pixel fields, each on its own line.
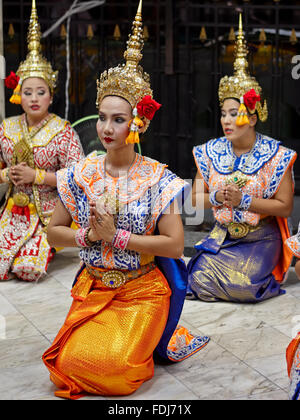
left=96, top=0, right=152, bottom=110
left=16, top=0, right=58, bottom=92
left=218, top=14, right=268, bottom=122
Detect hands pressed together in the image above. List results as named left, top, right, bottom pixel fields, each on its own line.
left=88, top=201, right=117, bottom=244
left=216, top=183, right=243, bottom=208
left=9, top=162, right=36, bottom=186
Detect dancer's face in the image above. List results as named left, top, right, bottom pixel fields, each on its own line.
left=21, top=77, right=52, bottom=125
left=220, top=98, right=257, bottom=143
left=97, top=96, right=133, bottom=151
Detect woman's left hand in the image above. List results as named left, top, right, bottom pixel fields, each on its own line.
left=88, top=201, right=117, bottom=243
left=223, top=183, right=242, bottom=207
left=10, top=162, right=36, bottom=185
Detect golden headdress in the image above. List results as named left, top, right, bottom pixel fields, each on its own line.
left=218, top=14, right=268, bottom=124
left=8, top=0, right=58, bottom=104
left=96, top=0, right=161, bottom=143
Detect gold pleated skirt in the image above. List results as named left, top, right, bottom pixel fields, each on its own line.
left=43, top=266, right=171, bottom=399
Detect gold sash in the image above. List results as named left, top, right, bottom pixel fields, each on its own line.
left=4, top=114, right=55, bottom=226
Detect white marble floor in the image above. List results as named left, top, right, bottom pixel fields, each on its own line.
left=0, top=247, right=299, bottom=400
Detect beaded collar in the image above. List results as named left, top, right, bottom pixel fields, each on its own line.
left=3, top=114, right=67, bottom=148
left=74, top=153, right=167, bottom=204
left=205, top=133, right=280, bottom=175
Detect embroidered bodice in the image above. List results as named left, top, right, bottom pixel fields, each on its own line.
left=193, top=133, right=297, bottom=226
left=285, top=223, right=300, bottom=259
left=0, top=114, right=84, bottom=217
left=57, top=153, right=188, bottom=270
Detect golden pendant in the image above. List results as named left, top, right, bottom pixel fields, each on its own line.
left=96, top=191, right=123, bottom=215
left=15, top=138, right=32, bottom=166
left=225, top=170, right=249, bottom=188
left=12, top=192, right=30, bottom=207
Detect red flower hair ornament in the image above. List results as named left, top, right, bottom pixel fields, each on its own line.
left=236, top=89, right=261, bottom=126
left=5, top=71, right=22, bottom=104
left=5, top=71, right=20, bottom=90
left=136, top=95, right=161, bottom=120
left=126, top=95, right=162, bottom=144
left=243, top=89, right=261, bottom=112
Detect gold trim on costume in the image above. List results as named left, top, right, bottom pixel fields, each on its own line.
left=3, top=114, right=67, bottom=148
left=3, top=114, right=56, bottom=226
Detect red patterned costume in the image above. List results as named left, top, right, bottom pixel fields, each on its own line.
left=0, top=113, right=84, bottom=281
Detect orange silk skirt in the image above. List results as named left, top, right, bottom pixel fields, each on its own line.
left=42, top=266, right=171, bottom=399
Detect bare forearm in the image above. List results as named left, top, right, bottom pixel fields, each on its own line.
left=194, top=191, right=292, bottom=217
left=248, top=197, right=293, bottom=218
left=47, top=226, right=77, bottom=247
left=43, top=172, right=57, bottom=187
left=47, top=225, right=184, bottom=258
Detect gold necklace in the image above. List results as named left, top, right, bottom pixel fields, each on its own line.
left=100, top=153, right=137, bottom=215
left=226, top=141, right=256, bottom=188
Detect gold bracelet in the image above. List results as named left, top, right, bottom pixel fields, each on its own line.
left=34, top=168, right=46, bottom=185
left=0, top=168, right=10, bottom=183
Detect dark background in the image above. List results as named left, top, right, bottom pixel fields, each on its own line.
left=2, top=0, right=300, bottom=191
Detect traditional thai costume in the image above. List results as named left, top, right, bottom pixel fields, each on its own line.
left=0, top=0, right=84, bottom=281
left=286, top=225, right=300, bottom=400
left=42, top=0, right=209, bottom=400
left=187, top=15, right=297, bottom=303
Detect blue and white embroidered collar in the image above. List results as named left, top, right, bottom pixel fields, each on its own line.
left=206, top=133, right=280, bottom=175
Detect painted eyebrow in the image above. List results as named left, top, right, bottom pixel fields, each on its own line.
left=221, top=108, right=239, bottom=112
left=23, top=87, right=47, bottom=90
left=99, top=112, right=128, bottom=117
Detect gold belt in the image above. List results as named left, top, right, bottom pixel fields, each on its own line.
left=86, top=261, right=157, bottom=289
left=225, top=217, right=273, bottom=239
left=12, top=192, right=30, bottom=207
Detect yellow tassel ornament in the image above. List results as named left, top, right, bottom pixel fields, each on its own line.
left=236, top=98, right=249, bottom=126
left=9, top=81, right=22, bottom=105
left=126, top=107, right=144, bottom=144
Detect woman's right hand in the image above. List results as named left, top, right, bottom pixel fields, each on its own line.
left=88, top=201, right=117, bottom=244
left=9, top=163, right=36, bottom=186
left=215, top=188, right=226, bottom=205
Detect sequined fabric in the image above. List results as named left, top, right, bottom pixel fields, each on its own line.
left=43, top=267, right=171, bottom=399
left=56, top=154, right=187, bottom=270
left=189, top=134, right=297, bottom=302
left=287, top=334, right=300, bottom=400
left=43, top=155, right=209, bottom=398
left=193, top=134, right=297, bottom=227
left=0, top=114, right=84, bottom=280
left=285, top=222, right=300, bottom=259
left=188, top=219, right=284, bottom=302
left=0, top=198, right=54, bottom=280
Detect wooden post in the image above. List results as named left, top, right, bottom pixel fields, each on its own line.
left=0, top=0, right=5, bottom=123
